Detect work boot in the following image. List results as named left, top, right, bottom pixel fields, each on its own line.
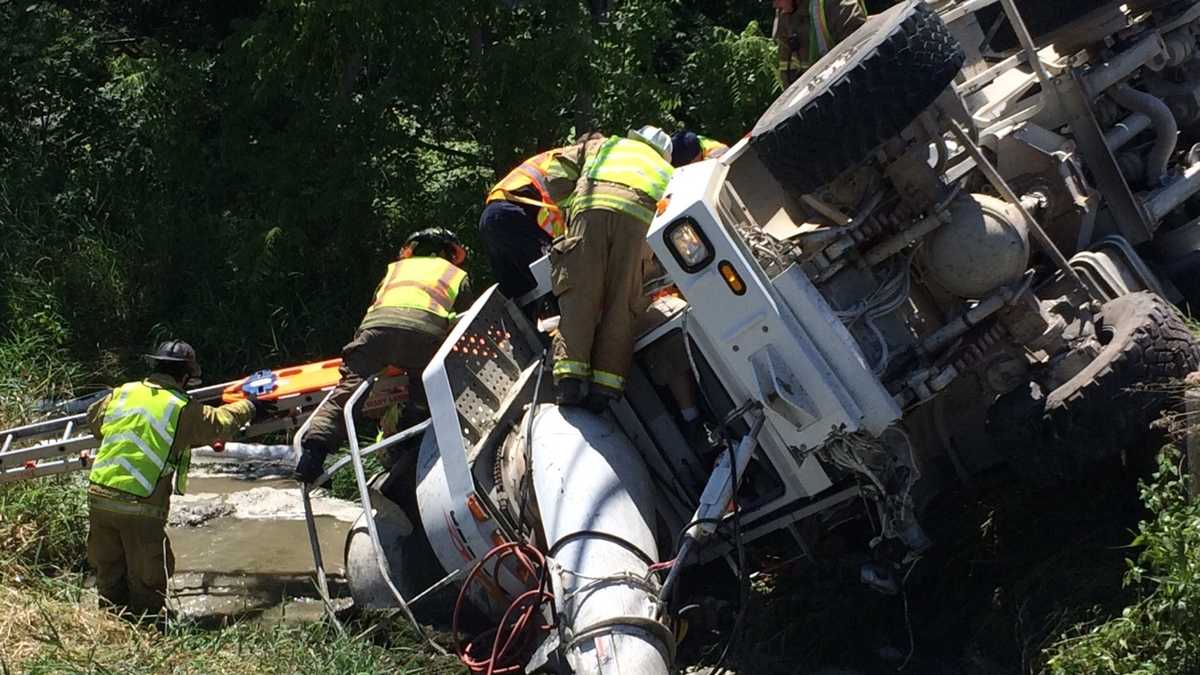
left=293, top=445, right=329, bottom=486
left=584, top=388, right=620, bottom=415
left=555, top=377, right=587, bottom=407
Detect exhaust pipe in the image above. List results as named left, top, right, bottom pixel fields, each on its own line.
left=530, top=405, right=673, bottom=675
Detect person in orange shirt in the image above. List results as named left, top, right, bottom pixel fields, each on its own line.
left=479, top=133, right=605, bottom=300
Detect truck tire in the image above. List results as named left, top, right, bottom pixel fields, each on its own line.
left=750, top=0, right=964, bottom=196
left=990, top=292, right=1200, bottom=481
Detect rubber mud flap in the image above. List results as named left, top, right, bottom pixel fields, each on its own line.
left=750, top=0, right=965, bottom=196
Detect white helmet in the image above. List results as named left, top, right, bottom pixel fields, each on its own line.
left=628, top=125, right=673, bottom=161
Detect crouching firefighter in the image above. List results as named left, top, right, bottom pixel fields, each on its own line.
left=294, top=228, right=474, bottom=484
left=86, top=340, right=275, bottom=619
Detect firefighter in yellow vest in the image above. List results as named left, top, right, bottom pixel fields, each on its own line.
left=295, top=228, right=473, bottom=483
left=670, top=130, right=730, bottom=167
left=479, top=132, right=605, bottom=299
left=551, top=125, right=674, bottom=411
left=774, top=0, right=869, bottom=86
left=86, top=340, right=274, bottom=618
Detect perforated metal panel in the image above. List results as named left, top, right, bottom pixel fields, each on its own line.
left=442, top=295, right=540, bottom=448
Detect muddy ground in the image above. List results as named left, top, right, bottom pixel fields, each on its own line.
left=163, top=460, right=358, bottom=627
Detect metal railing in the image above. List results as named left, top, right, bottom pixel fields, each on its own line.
left=293, top=374, right=451, bottom=653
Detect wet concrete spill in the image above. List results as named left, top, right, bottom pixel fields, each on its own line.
left=165, top=468, right=359, bottom=626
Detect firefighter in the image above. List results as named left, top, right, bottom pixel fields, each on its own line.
left=670, top=131, right=729, bottom=167
left=552, top=125, right=674, bottom=411
left=480, top=132, right=606, bottom=300
left=294, top=228, right=474, bottom=483
left=773, top=0, right=869, bottom=86
left=85, top=340, right=274, bottom=619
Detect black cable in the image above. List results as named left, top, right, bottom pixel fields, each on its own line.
left=711, top=430, right=750, bottom=675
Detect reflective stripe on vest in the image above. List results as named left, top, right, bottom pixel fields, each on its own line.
left=583, top=137, right=673, bottom=201
left=89, top=382, right=187, bottom=499
left=810, top=0, right=833, bottom=59
left=366, top=257, right=467, bottom=320
left=486, top=150, right=568, bottom=238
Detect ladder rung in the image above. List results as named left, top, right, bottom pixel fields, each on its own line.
left=0, top=413, right=88, bottom=447
left=0, top=378, right=246, bottom=446
left=0, top=455, right=90, bottom=484
left=0, top=436, right=97, bottom=470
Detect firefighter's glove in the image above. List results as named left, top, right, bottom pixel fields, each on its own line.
left=248, top=396, right=278, bottom=424
left=293, top=449, right=326, bottom=486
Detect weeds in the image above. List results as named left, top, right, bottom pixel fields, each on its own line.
left=0, top=479, right=88, bottom=582
left=1042, top=446, right=1200, bottom=674
left=0, top=573, right=462, bottom=674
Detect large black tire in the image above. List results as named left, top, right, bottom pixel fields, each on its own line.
left=989, top=292, right=1200, bottom=481
left=750, top=0, right=964, bottom=196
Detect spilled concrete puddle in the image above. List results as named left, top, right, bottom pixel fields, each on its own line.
left=165, top=467, right=360, bottom=625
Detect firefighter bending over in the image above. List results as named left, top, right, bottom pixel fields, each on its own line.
left=294, top=228, right=474, bottom=484
left=480, top=133, right=605, bottom=300
left=670, top=130, right=729, bottom=167
left=551, top=125, right=674, bottom=411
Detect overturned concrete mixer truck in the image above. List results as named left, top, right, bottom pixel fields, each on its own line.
left=335, top=0, right=1200, bottom=671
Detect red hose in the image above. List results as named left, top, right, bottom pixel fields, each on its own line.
left=452, top=542, right=557, bottom=675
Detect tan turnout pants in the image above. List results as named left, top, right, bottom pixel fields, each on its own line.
left=551, top=209, right=648, bottom=394
left=87, top=481, right=175, bottom=617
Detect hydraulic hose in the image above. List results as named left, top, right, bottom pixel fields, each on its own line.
left=1110, top=84, right=1178, bottom=186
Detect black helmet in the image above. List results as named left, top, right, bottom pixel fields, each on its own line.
left=402, top=227, right=467, bottom=265
left=145, top=339, right=201, bottom=379
left=670, top=130, right=701, bottom=167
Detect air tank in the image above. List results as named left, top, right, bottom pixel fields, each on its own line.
left=919, top=193, right=1030, bottom=298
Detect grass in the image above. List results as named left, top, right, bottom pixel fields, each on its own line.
left=0, top=475, right=463, bottom=674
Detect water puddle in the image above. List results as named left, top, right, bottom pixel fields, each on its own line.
left=170, top=515, right=350, bottom=575
left=166, top=474, right=360, bottom=626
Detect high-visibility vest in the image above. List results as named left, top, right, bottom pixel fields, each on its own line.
left=699, top=136, right=729, bottom=159
left=364, top=256, right=467, bottom=322
left=486, top=149, right=571, bottom=238
left=89, top=381, right=189, bottom=498
left=574, top=137, right=674, bottom=224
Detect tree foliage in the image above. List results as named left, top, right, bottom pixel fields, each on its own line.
left=0, top=0, right=778, bottom=379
